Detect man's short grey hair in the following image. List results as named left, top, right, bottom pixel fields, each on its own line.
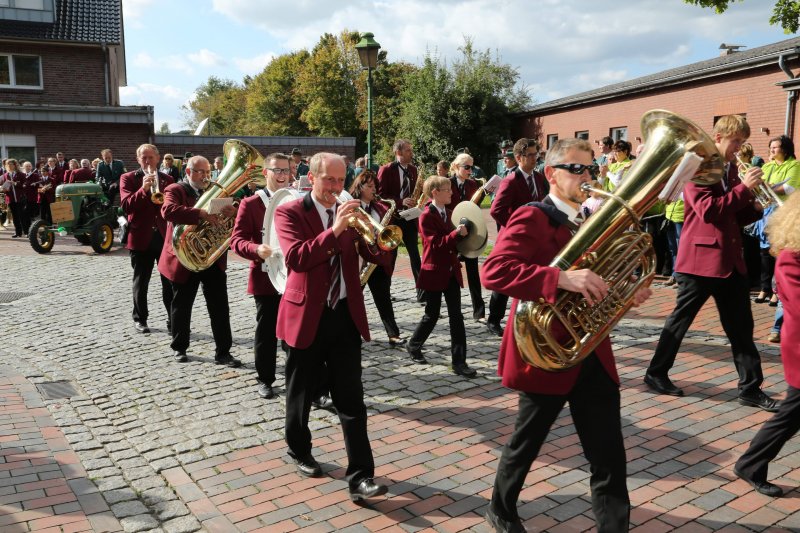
left=186, top=155, right=209, bottom=170
left=80, top=159, right=91, bottom=167
left=309, top=152, right=344, bottom=176
left=544, top=139, right=593, bottom=167
left=392, top=139, right=411, bottom=154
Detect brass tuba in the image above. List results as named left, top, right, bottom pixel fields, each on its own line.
left=173, top=139, right=266, bottom=272
left=359, top=195, right=402, bottom=285
left=513, top=110, right=724, bottom=371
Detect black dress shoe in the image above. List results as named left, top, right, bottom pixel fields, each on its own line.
left=407, top=348, right=428, bottom=364
left=349, top=478, right=388, bottom=501
left=452, top=363, right=477, bottom=378
left=485, top=506, right=525, bottom=533
left=738, top=391, right=780, bottom=412
left=166, top=320, right=171, bottom=334
left=734, top=467, right=784, bottom=497
left=486, top=322, right=504, bottom=337
left=388, top=336, right=407, bottom=347
left=173, top=351, right=188, bottom=363
left=215, top=355, right=243, bottom=368
left=644, top=373, right=684, bottom=396
left=312, top=394, right=334, bottom=410
left=754, top=292, right=770, bottom=303
left=290, top=453, right=322, bottom=478
left=134, top=321, right=150, bottom=334
left=257, top=383, right=275, bottom=399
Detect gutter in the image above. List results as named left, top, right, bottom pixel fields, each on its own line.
left=778, top=53, right=797, bottom=137
left=101, top=42, right=110, bottom=106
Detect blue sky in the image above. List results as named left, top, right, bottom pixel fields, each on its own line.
left=120, top=0, right=794, bottom=132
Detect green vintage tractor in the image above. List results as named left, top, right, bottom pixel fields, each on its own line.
left=29, top=182, right=119, bottom=254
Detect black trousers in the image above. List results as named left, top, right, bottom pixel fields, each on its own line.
left=9, top=201, right=26, bottom=236
left=462, top=256, right=485, bottom=320
left=130, top=231, right=172, bottom=324
left=396, top=217, right=422, bottom=282
left=408, top=277, right=466, bottom=365
left=105, top=182, right=120, bottom=206
left=365, top=265, right=400, bottom=338
left=648, top=271, right=764, bottom=395
left=759, top=248, right=776, bottom=295
left=24, top=200, right=38, bottom=225
left=736, top=385, right=800, bottom=482
left=38, top=200, right=52, bottom=225
left=169, top=266, right=232, bottom=358
left=490, top=355, right=629, bottom=532
left=254, top=294, right=281, bottom=385
left=284, top=300, right=374, bottom=488
left=488, top=291, right=509, bottom=326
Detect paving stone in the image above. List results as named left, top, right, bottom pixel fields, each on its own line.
left=154, top=500, right=190, bottom=520
left=111, top=499, right=150, bottom=518
left=161, top=515, right=202, bottom=533
left=120, top=513, right=160, bottom=533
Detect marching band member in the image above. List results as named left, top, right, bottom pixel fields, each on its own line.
left=735, top=191, right=800, bottom=498
left=2, top=159, right=27, bottom=237
left=348, top=170, right=406, bottom=346
left=230, top=153, right=292, bottom=400
left=406, top=176, right=477, bottom=378
left=275, top=152, right=390, bottom=501
left=52, top=152, right=68, bottom=183
left=645, top=115, right=779, bottom=412
left=377, top=139, right=423, bottom=300
left=159, top=156, right=241, bottom=367
left=486, top=138, right=548, bottom=337
left=119, top=144, right=174, bottom=335
left=482, top=138, right=650, bottom=533
left=21, top=161, right=40, bottom=224
left=449, top=153, right=486, bottom=322
left=35, top=166, right=56, bottom=225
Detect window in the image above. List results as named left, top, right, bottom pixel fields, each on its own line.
left=1, top=134, right=36, bottom=163
left=0, top=0, right=45, bottom=9
left=575, top=130, right=589, bottom=140
left=610, top=127, right=627, bottom=141
left=0, top=0, right=53, bottom=22
left=0, top=54, right=42, bottom=88
left=547, top=134, right=558, bottom=149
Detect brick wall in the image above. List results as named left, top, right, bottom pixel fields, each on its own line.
left=515, top=61, right=800, bottom=159
left=0, top=120, right=150, bottom=165
left=0, top=43, right=107, bottom=106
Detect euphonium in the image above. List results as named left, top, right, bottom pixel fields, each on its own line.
left=514, top=110, right=724, bottom=371
left=149, top=169, right=164, bottom=205
left=173, top=139, right=266, bottom=272
left=359, top=195, right=403, bottom=285
left=736, top=155, right=782, bottom=208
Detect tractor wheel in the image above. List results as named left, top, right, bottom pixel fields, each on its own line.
left=90, top=222, right=114, bottom=254
left=75, top=234, right=91, bottom=245
left=29, top=219, right=55, bottom=254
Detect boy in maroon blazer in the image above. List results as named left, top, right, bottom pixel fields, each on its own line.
left=230, top=152, right=293, bottom=400
left=481, top=138, right=651, bottom=533
left=274, top=152, right=390, bottom=501
left=36, top=166, right=56, bottom=225
left=120, top=144, right=174, bottom=334
left=406, top=175, right=476, bottom=378
left=645, top=114, right=778, bottom=412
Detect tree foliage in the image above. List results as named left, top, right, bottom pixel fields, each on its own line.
left=683, top=0, right=799, bottom=33
left=182, top=76, right=246, bottom=135
left=244, top=50, right=309, bottom=136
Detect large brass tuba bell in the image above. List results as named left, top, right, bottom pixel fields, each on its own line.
left=173, top=139, right=266, bottom=272
left=513, top=110, right=724, bottom=371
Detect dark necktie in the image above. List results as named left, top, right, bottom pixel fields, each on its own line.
left=528, top=175, right=537, bottom=198
left=400, top=166, right=410, bottom=198
left=441, top=209, right=447, bottom=222
left=459, top=182, right=465, bottom=199
left=327, top=209, right=341, bottom=308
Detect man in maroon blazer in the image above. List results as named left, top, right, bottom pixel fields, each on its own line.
left=230, top=152, right=293, bottom=400
left=481, top=138, right=650, bottom=533
left=274, top=152, right=390, bottom=501
left=21, top=161, right=40, bottom=223
left=120, top=144, right=175, bottom=335
left=158, top=156, right=241, bottom=367
left=52, top=152, right=68, bottom=183
left=485, top=138, right=549, bottom=337
left=645, top=115, right=778, bottom=412
left=377, top=139, right=423, bottom=299
left=69, top=160, right=95, bottom=183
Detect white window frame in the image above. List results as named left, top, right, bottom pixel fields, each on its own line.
left=610, top=127, right=627, bottom=141
left=1, top=134, right=37, bottom=162
left=0, top=54, right=43, bottom=89
left=546, top=134, right=559, bottom=149
left=575, top=130, right=589, bottom=140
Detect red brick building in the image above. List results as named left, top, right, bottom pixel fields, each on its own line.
left=513, top=37, right=800, bottom=158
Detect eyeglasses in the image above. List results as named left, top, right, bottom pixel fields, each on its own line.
left=459, top=164, right=473, bottom=170
left=190, top=169, right=209, bottom=175
left=552, top=163, right=599, bottom=176
left=267, top=167, right=291, bottom=175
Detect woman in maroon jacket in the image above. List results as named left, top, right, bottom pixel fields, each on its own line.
left=406, top=176, right=476, bottom=378
left=735, top=191, right=800, bottom=497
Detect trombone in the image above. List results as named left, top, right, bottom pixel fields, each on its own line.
left=736, top=155, right=782, bottom=209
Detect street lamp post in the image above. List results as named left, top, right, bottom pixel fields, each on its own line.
left=355, top=32, right=381, bottom=170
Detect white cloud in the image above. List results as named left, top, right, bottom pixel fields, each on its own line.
left=187, top=49, right=227, bottom=68
left=233, top=53, right=277, bottom=75
left=122, top=0, right=156, bottom=28
left=132, top=52, right=155, bottom=69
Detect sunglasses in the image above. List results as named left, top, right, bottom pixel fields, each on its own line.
left=552, top=163, right=599, bottom=176
left=460, top=164, right=473, bottom=170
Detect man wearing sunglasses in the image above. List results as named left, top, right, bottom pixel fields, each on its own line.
left=486, top=138, right=549, bottom=336
left=231, top=153, right=293, bottom=400
left=482, top=138, right=651, bottom=533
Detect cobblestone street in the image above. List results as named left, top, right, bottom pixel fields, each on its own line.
left=1, top=228, right=798, bottom=532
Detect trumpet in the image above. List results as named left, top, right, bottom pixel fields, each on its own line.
left=334, top=193, right=403, bottom=251
left=735, top=155, right=782, bottom=209
left=147, top=168, right=164, bottom=204
left=360, top=195, right=403, bottom=285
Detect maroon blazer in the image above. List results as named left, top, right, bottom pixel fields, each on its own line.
left=158, top=181, right=228, bottom=284
left=675, top=163, right=761, bottom=278
left=2, top=171, right=24, bottom=204
left=274, top=193, right=391, bottom=349
left=36, top=174, right=57, bottom=203
left=69, top=167, right=94, bottom=184
left=377, top=161, right=418, bottom=212
left=490, top=168, right=547, bottom=228
left=52, top=161, right=68, bottom=183
left=417, top=203, right=464, bottom=292
left=22, top=172, right=40, bottom=203
left=230, top=192, right=279, bottom=296
left=776, top=250, right=800, bottom=389
left=481, top=203, right=617, bottom=395
left=449, top=176, right=480, bottom=205
left=120, top=169, right=174, bottom=252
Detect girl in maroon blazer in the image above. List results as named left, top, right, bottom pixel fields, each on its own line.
left=406, top=176, right=476, bottom=378
left=735, top=191, right=800, bottom=497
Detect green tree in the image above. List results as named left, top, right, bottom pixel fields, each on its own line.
left=683, top=0, right=799, bottom=33
left=157, top=122, right=171, bottom=134
left=182, top=76, right=246, bottom=135
left=244, top=51, right=310, bottom=136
